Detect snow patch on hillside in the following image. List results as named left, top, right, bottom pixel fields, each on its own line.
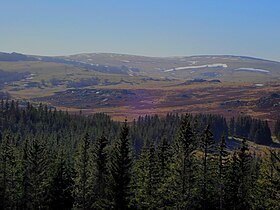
left=255, top=84, right=264, bottom=87
left=189, top=61, right=198, bottom=65
left=121, top=60, right=130, bottom=63
left=164, top=63, right=228, bottom=72
left=235, top=68, right=270, bottom=73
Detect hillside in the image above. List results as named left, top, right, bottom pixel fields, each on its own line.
left=1, top=52, right=280, bottom=82
left=65, top=53, right=280, bottom=82
left=0, top=52, right=280, bottom=123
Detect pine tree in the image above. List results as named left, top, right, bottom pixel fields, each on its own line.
left=274, top=119, right=280, bottom=140
left=109, top=120, right=133, bottom=210
left=1, top=100, right=280, bottom=209
left=238, top=139, right=253, bottom=208
left=226, top=138, right=253, bottom=210
left=257, top=150, right=280, bottom=209
left=200, top=125, right=216, bottom=210
left=0, top=131, right=21, bottom=209
left=156, top=137, right=174, bottom=209
left=26, top=135, right=49, bottom=209
left=173, top=114, right=197, bottom=209
left=145, top=145, right=159, bottom=208
left=256, top=151, right=280, bottom=209
left=226, top=151, right=240, bottom=210
left=74, top=132, right=92, bottom=210
left=229, top=117, right=235, bottom=136
left=48, top=150, right=74, bottom=210
left=131, top=144, right=159, bottom=209
left=20, top=138, right=30, bottom=210
left=92, top=134, right=109, bottom=209
left=217, top=135, right=229, bottom=210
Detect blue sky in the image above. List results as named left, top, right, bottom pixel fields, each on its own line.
left=1, top=0, right=280, bottom=60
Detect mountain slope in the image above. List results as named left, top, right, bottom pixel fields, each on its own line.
left=1, top=52, right=280, bottom=82
left=64, top=53, right=280, bottom=82
left=1, top=52, right=280, bottom=123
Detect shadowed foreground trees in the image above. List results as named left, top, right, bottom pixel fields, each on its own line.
left=109, top=120, right=133, bottom=210
left=0, top=101, right=279, bottom=210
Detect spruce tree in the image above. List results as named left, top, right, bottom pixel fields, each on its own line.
left=74, top=132, right=92, bottom=210
left=92, top=134, right=110, bottom=209
left=48, top=150, right=74, bottom=210
left=156, top=137, right=174, bottom=209
left=20, top=138, right=30, bottom=210
left=217, top=135, right=229, bottom=210
left=274, top=119, right=280, bottom=140
left=226, top=138, right=253, bottom=210
left=26, top=135, right=49, bottom=209
left=0, top=131, right=21, bottom=210
left=229, top=117, right=235, bottom=136
left=173, top=114, right=197, bottom=209
left=238, top=138, right=253, bottom=209
left=131, top=144, right=159, bottom=209
left=109, top=120, right=133, bottom=210
left=256, top=150, right=280, bottom=209
left=200, top=125, right=216, bottom=210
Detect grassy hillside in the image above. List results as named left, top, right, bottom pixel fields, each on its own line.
left=0, top=53, right=279, bottom=123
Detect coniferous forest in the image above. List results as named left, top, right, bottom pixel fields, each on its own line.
left=0, top=100, right=279, bottom=210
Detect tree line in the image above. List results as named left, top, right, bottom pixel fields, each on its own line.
left=275, top=118, right=280, bottom=141
left=0, top=100, right=279, bottom=210
left=229, top=116, right=272, bottom=145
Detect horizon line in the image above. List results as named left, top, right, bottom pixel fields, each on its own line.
left=1, top=50, right=279, bottom=63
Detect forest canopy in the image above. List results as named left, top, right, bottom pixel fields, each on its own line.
left=0, top=100, right=279, bottom=210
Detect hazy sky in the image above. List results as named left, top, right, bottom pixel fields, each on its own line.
left=1, top=0, right=280, bottom=60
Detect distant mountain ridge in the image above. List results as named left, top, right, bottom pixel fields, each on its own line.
left=1, top=51, right=279, bottom=63
left=0, top=52, right=139, bottom=75
left=0, top=52, right=36, bottom=62
left=1, top=52, right=280, bottom=81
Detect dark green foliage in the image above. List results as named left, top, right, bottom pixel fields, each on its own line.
left=109, top=120, right=133, bottom=210
left=173, top=114, right=197, bottom=209
left=255, top=150, right=280, bottom=210
left=131, top=145, right=160, bottom=209
left=26, top=136, right=49, bottom=209
left=48, top=151, right=75, bottom=210
left=131, top=113, right=229, bottom=156
left=130, top=114, right=181, bottom=154
left=275, top=118, right=280, bottom=140
left=0, top=131, right=21, bottom=210
left=226, top=139, right=254, bottom=210
left=199, top=125, right=216, bottom=210
left=229, top=117, right=235, bottom=136
left=154, top=137, right=174, bottom=209
left=217, top=135, right=230, bottom=210
left=232, top=116, right=272, bottom=145
left=0, top=101, right=279, bottom=209
left=92, top=135, right=110, bottom=209
left=194, top=114, right=228, bottom=141
left=74, top=132, right=92, bottom=210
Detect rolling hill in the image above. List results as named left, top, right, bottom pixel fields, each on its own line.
left=1, top=52, right=280, bottom=82
left=63, top=53, right=280, bottom=82
left=0, top=52, right=280, bottom=123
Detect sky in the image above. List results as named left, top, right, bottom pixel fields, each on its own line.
left=0, top=0, right=280, bottom=61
